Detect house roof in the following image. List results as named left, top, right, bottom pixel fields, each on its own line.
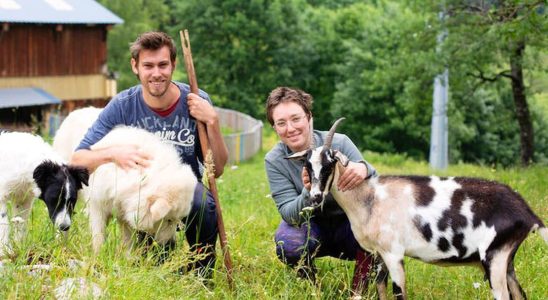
left=0, top=0, right=123, bottom=25
left=0, top=87, right=61, bottom=108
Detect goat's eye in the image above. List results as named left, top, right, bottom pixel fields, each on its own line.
left=167, top=219, right=173, bottom=224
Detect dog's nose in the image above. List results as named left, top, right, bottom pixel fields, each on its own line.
left=59, top=223, right=71, bottom=231
left=54, top=208, right=71, bottom=231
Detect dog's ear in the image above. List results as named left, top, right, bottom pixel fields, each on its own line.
left=68, top=165, right=89, bottom=188
left=33, top=160, right=60, bottom=191
left=149, top=197, right=171, bottom=222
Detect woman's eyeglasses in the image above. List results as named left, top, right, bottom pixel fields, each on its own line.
left=274, top=114, right=306, bottom=129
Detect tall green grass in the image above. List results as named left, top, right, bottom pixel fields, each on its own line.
left=0, top=129, right=545, bottom=299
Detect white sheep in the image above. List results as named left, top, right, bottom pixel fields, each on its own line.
left=53, top=108, right=197, bottom=254
left=0, top=132, right=89, bottom=257
left=287, top=118, right=547, bottom=300
left=85, top=126, right=197, bottom=254
left=52, top=106, right=102, bottom=161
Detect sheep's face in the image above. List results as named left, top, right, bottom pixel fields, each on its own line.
left=140, top=171, right=195, bottom=245
left=132, top=194, right=183, bottom=245
left=33, top=161, right=89, bottom=231
left=149, top=206, right=181, bottom=244
left=287, top=147, right=338, bottom=207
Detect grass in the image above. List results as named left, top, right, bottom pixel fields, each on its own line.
left=0, top=128, right=546, bottom=299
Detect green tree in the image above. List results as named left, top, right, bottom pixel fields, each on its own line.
left=433, top=0, right=547, bottom=166
left=328, top=2, right=436, bottom=158
left=167, top=0, right=313, bottom=117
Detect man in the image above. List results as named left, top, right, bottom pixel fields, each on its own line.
left=72, top=31, right=228, bottom=278
left=264, top=87, right=377, bottom=293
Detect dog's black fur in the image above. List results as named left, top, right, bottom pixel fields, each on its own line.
left=33, top=160, right=89, bottom=231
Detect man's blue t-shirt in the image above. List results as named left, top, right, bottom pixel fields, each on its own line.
left=76, top=81, right=209, bottom=179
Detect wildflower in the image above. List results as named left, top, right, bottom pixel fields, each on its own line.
left=302, top=206, right=314, bottom=213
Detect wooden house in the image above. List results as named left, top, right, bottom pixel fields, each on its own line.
left=0, top=0, right=122, bottom=133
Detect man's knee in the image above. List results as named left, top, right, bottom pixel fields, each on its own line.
left=183, top=183, right=218, bottom=246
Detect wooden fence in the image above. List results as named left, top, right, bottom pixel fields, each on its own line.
left=216, top=107, right=263, bottom=164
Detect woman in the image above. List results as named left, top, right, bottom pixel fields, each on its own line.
left=264, top=87, right=377, bottom=292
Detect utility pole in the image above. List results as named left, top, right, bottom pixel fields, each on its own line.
left=429, top=10, right=448, bottom=170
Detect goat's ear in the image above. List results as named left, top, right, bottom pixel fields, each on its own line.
left=33, top=160, right=60, bottom=190
left=149, top=197, right=171, bottom=222
left=333, top=150, right=349, bottom=166
left=68, top=165, right=89, bottom=188
left=285, top=150, right=308, bottom=162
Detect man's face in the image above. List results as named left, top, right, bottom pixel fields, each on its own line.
left=131, top=46, right=175, bottom=99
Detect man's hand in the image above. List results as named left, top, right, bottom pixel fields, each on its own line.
left=186, top=92, right=229, bottom=178
left=302, top=167, right=311, bottom=191
left=337, top=161, right=367, bottom=192
left=187, top=93, right=218, bottom=125
left=109, top=145, right=151, bottom=171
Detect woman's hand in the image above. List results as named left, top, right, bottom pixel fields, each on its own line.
left=302, top=167, right=311, bottom=191
left=337, top=161, right=367, bottom=192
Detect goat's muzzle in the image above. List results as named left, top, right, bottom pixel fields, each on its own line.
left=309, top=191, right=326, bottom=208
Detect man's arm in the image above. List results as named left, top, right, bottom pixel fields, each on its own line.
left=205, top=117, right=229, bottom=178
left=71, top=148, right=111, bottom=172
left=187, top=92, right=228, bottom=178
left=71, top=145, right=150, bottom=173
left=70, top=100, right=150, bottom=173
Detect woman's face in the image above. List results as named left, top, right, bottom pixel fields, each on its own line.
left=271, top=102, right=310, bottom=152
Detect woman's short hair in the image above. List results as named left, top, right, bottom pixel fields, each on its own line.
left=265, top=87, right=313, bottom=126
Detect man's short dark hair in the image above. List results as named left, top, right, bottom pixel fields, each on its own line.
left=130, top=31, right=177, bottom=64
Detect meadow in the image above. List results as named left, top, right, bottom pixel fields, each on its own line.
left=0, top=129, right=546, bottom=299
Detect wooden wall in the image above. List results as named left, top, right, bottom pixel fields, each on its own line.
left=0, top=75, right=117, bottom=101
left=0, top=24, right=108, bottom=77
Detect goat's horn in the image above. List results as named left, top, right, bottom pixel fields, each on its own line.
left=323, top=117, right=345, bottom=149
left=309, top=117, right=315, bottom=149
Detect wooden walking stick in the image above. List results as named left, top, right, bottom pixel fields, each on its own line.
left=180, top=29, right=234, bottom=288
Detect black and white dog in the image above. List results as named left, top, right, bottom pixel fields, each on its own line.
left=0, top=132, right=89, bottom=256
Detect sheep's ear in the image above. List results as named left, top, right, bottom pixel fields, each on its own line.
left=33, top=160, right=60, bottom=191
left=333, top=150, right=349, bottom=166
left=68, top=165, right=89, bottom=188
left=285, top=150, right=308, bottom=162
left=149, top=197, right=171, bottom=222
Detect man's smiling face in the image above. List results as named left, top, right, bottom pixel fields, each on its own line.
left=131, top=45, right=175, bottom=99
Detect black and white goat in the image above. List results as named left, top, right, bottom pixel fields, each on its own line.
left=0, top=132, right=89, bottom=256
left=287, top=118, right=547, bottom=300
